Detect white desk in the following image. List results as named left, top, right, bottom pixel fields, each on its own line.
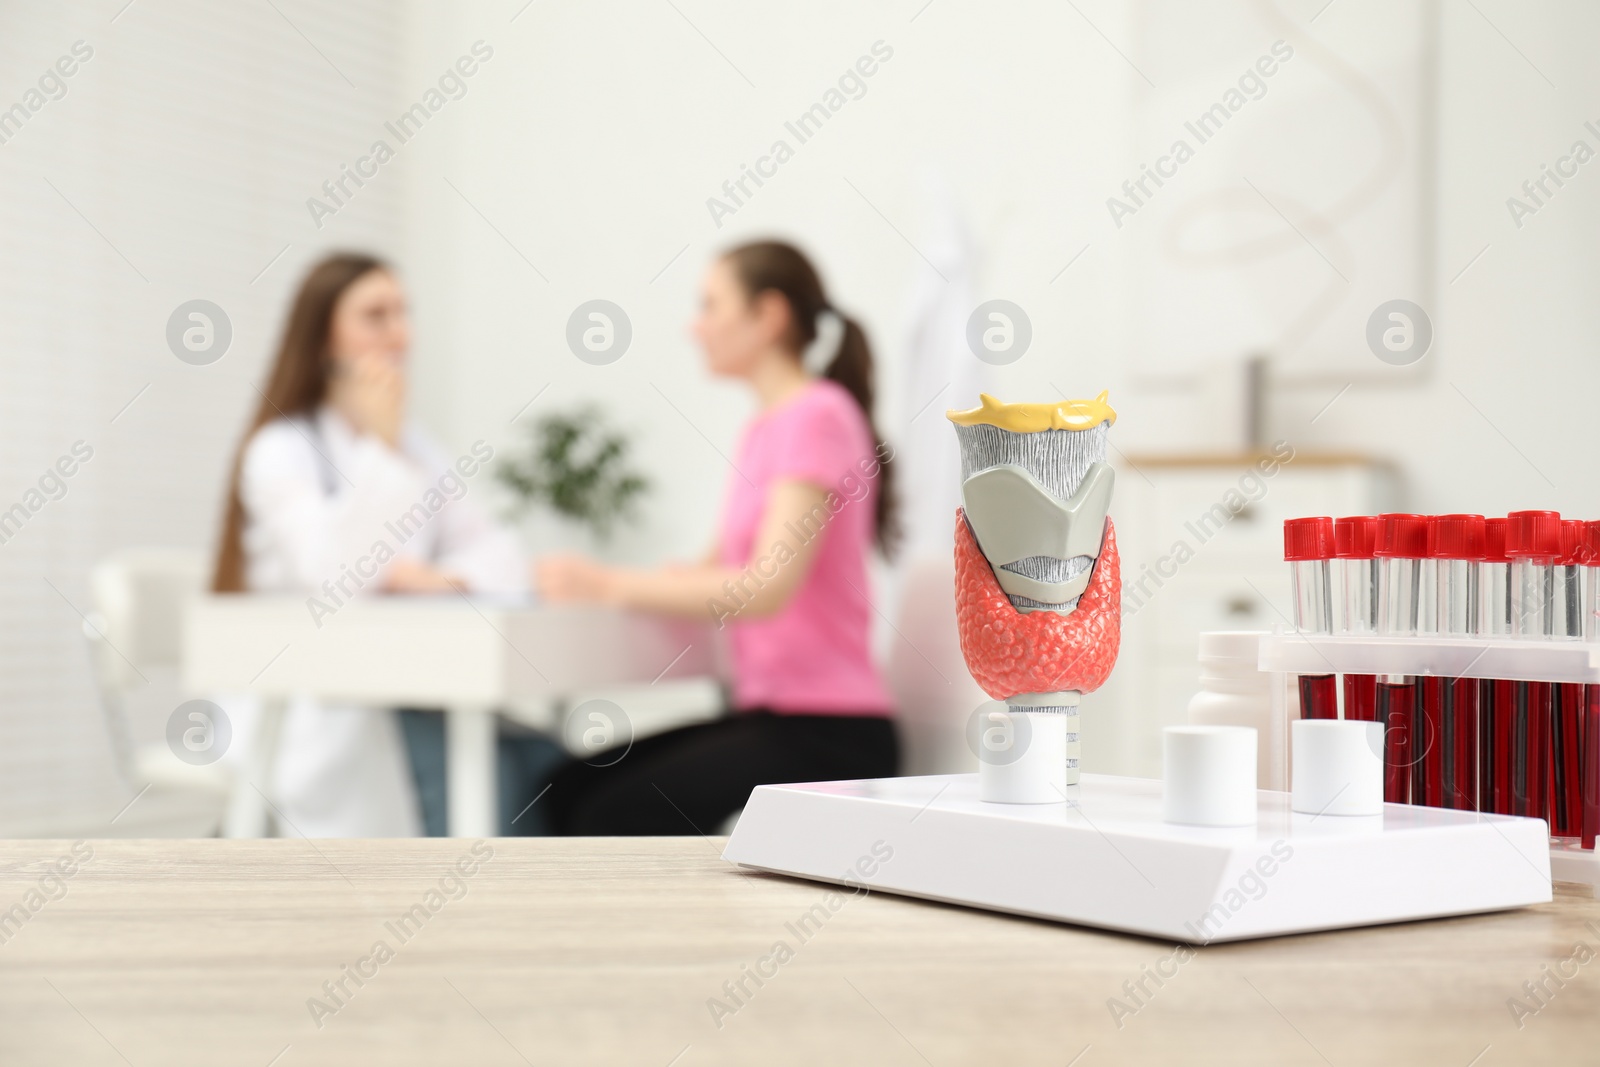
left=181, top=596, right=718, bottom=838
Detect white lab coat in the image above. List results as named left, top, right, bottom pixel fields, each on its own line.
left=224, top=407, right=525, bottom=837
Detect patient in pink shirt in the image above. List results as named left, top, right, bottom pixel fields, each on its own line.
left=536, top=240, right=900, bottom=834
left=719, top=377, right=894, bottom=715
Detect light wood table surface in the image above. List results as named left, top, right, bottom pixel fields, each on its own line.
left=0, top=837, right=1595, bottom=1065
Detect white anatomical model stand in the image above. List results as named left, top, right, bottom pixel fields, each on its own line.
left=725, top=395, right=1552, bottom=941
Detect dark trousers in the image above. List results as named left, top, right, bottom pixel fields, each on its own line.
left=543, top=709, right=899, bottom=836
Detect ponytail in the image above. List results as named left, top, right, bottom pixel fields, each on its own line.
left=823, top=314, right=899, bottom=556
left=724, top=240, right=900, bottom=558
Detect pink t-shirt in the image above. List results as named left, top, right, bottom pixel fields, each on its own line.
left=718, top=380, right=894, bottom=716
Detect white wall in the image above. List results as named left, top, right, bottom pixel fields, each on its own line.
left=1132, top=0, right=1600, bottom=514
left=0, top=0, right=408, bottom=829
left=399, top=0, right=1600, bottom=556
left=396, top=0, right=1135, bottom=558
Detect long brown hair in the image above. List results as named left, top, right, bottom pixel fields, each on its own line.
left=724, top=240, right=899, bottom=557
left=211, top=252, right=389, bottom=591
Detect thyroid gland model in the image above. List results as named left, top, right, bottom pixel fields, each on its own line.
left=948, top=392, right=1122, bottom=803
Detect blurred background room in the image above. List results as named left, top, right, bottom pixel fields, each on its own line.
left=2, top=0, right=1597, bottom=838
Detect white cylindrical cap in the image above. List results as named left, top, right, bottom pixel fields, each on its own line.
left=1291, top=719, right=1384, bottom=816
left=1162, top=725, right=1258, bottom=827
left=978, top=709, right=1068, bottom=804
left=1196, top=630, right=1268, bottom=664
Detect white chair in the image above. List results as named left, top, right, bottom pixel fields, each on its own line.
left=84, top=548, right=231, bottom=835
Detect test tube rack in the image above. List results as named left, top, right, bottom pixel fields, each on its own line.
left=1258, top=628, right=1600, bottom=885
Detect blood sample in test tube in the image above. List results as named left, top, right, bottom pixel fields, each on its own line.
left=1375, top=513, right=1428, bottom=804
left=1549, top=519, right=1586, bottom=838
left=1335, top=516, right=1380, bottom=723
left=1285, top=517, right=1337, bottom=720
left=1416, top=516, right=1444, bottom=808
left=1429, top=514, right=1484, bottom=811
left=1582, top=520, right=1600, bottom=850
left=1480, top=518, right=1514, bottom=815
left=1506, top=510, right=1560, bottom=824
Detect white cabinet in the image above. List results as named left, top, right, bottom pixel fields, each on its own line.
left=1081, top=453, right=1398, bottom=779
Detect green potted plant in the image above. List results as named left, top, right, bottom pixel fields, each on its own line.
left=496, top=407, right=649, bottom=542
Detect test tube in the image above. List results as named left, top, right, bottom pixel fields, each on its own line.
left=1549, top=519, right=1586, bottom=838
left=1285, top=517, right=1337, bottom=720
left=1480, top=517, right=1513, bottom=814
left=1415, top=516, right=1444, bottom=807
left=1506, top=510, right=1560, bottom=823
left=1336, top=516, right=1380, bottom=722
left=1426, top=514, right=1484, bottom=811
left=1584, top=520, right=1600, bottom=850
left=1588, top=685, right=1600, bottom=850
left=1375, top=513, right=1428, bottom=804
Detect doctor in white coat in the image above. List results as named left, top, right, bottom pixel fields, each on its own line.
left=212, top=252, right=527, bottom=837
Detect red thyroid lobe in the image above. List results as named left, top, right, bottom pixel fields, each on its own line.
left=953, top=509, right=1122, bottom=700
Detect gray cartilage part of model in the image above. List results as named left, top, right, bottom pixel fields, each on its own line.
left=953, top=421, right=1111, bottom=613
left=961, top=462, right=1115, bottom=607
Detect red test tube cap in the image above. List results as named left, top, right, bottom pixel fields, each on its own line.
left=1373, top=513, right=1428, bottom=558
left=1284, top=516, right=1336, bottom=561
left=1560, top=518, right=1587, bottom=565
left=1334, top=516, right=1379, bottom=559
left=1429, top=514, right=1486, bottom=560
left=1505, top=510, right=1562, bottom=560
left=1483, top=517, right=1509, bottom=564
left=1583, top=521, right=1600, bottom=567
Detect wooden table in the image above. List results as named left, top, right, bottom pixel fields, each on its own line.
left=1, top=838, right=1595, bottom=1065
left=182, top=597, right=717, bottom=838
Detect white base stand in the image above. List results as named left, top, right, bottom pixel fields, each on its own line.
left=1550, top=840, right=1600, bottom=886
left=723, top=773, right=1552, bottom=942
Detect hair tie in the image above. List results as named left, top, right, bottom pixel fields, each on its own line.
left=803, top=308, right=845, bottom=375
